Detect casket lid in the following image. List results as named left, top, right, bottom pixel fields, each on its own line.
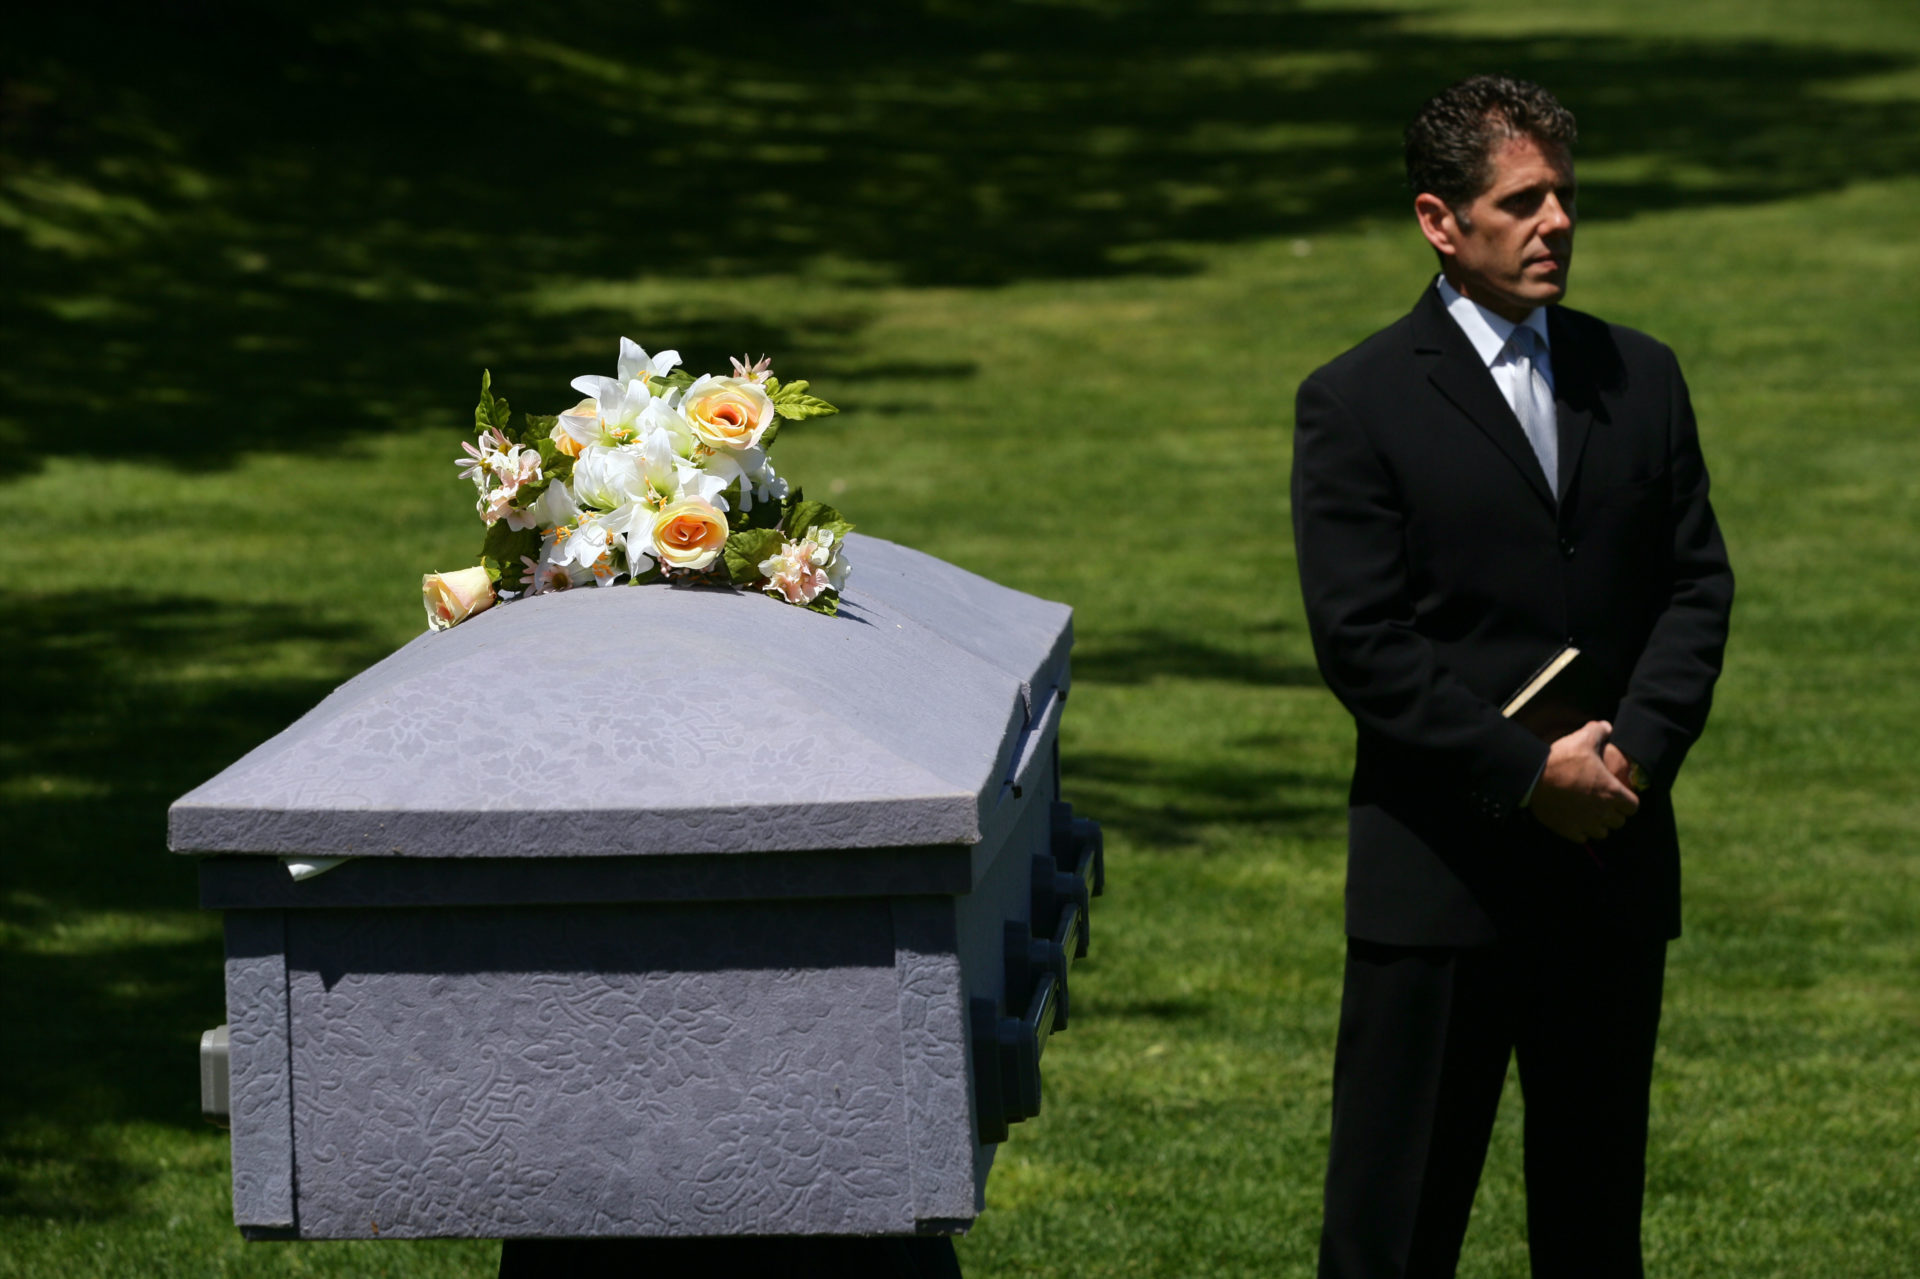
left=168, top=534, right=1071, bottom=859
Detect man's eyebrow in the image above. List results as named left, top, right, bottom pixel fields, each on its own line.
left=1501, top=176, right=1576, bottom=202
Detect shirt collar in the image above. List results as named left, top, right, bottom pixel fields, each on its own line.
left=1436, top=276, right=1550, bottom=368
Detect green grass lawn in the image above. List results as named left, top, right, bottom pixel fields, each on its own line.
left=4, top=2, right=1918, bottom=1275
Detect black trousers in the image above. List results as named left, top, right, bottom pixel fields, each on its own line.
left=1317, top=935, right=1667, bottom=1279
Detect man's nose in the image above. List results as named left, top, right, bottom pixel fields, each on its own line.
left=1541, top=193, right=1574, bottom=232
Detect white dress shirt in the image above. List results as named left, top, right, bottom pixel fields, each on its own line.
left=1436, top=275, right=1555, bottom=415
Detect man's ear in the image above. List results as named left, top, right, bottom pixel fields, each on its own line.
left=1414, top=193, right=1458, bottom=258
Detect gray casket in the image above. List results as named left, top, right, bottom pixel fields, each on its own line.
left=170, top=533, right=1103, bottom=1243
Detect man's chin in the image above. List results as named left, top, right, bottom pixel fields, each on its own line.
left=1527, top=278, right=1569, bottom=308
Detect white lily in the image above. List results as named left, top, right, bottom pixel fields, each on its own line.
left=674, top=457, right=732, bottom=510
left=700, top=445, right=786, bottom=513
left=618, top=338, right=681, bottom=386
left=560, top=342, right=682, bottom=452
left=527, top=476, right=579, bottom=531
left=554, top=400, right=603, bottom=455
left=547, top=510, right=626, bottom=585
left=570, top=445, right=652, bottom=512
left=632, top=403, right=726, bottom=510
left=564, top=375, right=656, bottom=447
left=637, top=395, right=697, bottom=459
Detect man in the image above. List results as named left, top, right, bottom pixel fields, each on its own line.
left=1291, top=76, right=1733, bottom=1278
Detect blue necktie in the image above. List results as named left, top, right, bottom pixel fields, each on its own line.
left=1509, top=326, right=1559, bottom=496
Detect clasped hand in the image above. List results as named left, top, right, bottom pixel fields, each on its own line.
left=1529, top=720, right=1639, bottom=843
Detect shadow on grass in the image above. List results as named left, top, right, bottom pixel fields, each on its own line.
left=0, top=591, right=392, bottom=1219
left=3, top=0, right=1911, bottom=1224
left=4, top=0, right=1918, bottom=474
left=1072, top=625, right=1324, bottom=689
left=0, top=938, right=223, bottom=1222
left=0, top=592, right=390, bottom=908
left=1063, top=748, right=1346, bottom=850
left=1096, top=997, right=1214, bottom=1023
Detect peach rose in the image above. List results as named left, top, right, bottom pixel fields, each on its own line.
left=550, top=399, right=596, bottom=458
left=681, top=375, right=774, bottom=452
left=650, top=497, right=730, bottom=571
left=422, top=566, right=496, bottom=631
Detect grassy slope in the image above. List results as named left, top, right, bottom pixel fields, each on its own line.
left=3, top=2, right=1916, bottom=1275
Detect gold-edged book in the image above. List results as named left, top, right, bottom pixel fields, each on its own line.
left=1501, top=645, right=1613, bottom=742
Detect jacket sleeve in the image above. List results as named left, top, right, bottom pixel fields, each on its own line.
left=1291, top=372, right=1549, bottom=820
left=1604, top=347, right=1735, bottom=787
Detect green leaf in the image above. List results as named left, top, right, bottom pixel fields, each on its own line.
left=783, top=497, right=828, bottom=537
left=480, top=522, right=541, bottom=591
left=803, top=591, right=841, bottom=617
left=783, top=498, right=853, bottom=542
left=475, top=370, right=512, bottom=436
left=776, top=394, right=837, bottom=420
left=723, top=528, right=787, bottom=585
left=520, top=412, right=558, bottom=448
left=483, top=557, right=519, bottom=591
left=770, top=378, right=839, bottom=421
left=656, top=370, right=696, bottom=394
left=758, top=419, right=781, bottom=451
left=535, top=436, right=575, bottom=483
left=729, top=489, right=785, bottom=532
left=481, top=520, right=539, bottom=563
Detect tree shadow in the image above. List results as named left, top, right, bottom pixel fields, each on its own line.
left=1, top=593, right=391, bottom=909
left=1065, top=623, right=1336, bottom=850
left=3, top=0, right=1913, bottom=1220
left=0, top=591, right=392, bottom=1218
left=1072, top=625, right=1325, bottom=688
left=1063, top=746, right=1346, bottom=850
left=0, top=936, right=222, bottom=1221
left=3, top=0, right=1917, bottom=474
left=1094, top=997, right=1214, bottom=1023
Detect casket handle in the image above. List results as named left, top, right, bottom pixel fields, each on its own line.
left=969, top=971, right=1059, bottom=1145
left=200, top=1024, right=231, bottom=1127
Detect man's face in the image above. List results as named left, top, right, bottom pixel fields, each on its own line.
left=1418, top=132, right=1577, bottom=321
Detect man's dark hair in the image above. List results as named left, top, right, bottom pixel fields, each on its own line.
left=1405, top=75, right=1577, bottom=210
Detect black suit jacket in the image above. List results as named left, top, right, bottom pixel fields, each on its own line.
left=1292, top=284, right=1734, bottom=946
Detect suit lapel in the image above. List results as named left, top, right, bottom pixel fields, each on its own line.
left=1410, top=286, right=1556, bottom=511
left=1546, top=306, right=1598, bottom=503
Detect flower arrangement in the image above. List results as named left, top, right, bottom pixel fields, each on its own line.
left=422, top=339, right=850, bottom=630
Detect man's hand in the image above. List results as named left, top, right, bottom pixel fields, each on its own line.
left=1603, top=742, right=1633, bottom=789
left=1529, top=721, right=1640, bottom=842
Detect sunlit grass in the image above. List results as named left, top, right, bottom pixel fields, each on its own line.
left=4, top=179, right=1917, bottom=1277
left=4, top=1, right=1919, bottom=1276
